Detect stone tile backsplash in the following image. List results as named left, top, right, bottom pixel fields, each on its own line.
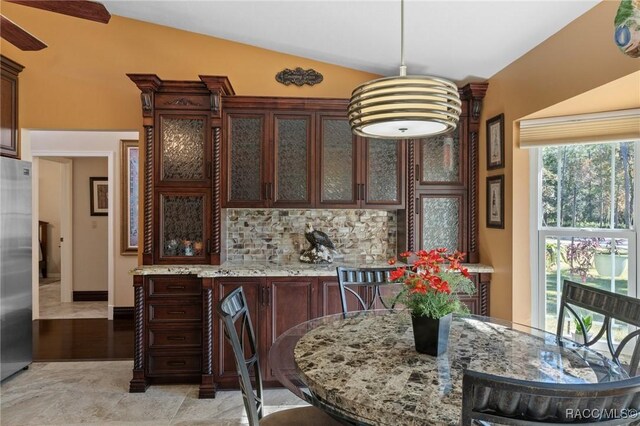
left=224, top=209, right=397, bottom=263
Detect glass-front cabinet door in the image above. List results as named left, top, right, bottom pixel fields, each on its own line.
left=417, top=123, right=464, bottom=187
left=418, top=193, right=466, bottom=254
left=272, top=113, right=313, bottom=207
left=156, top=190, right=209, bottom=263
left=362, top=138, right=404, bottom=208
left=224, top=112, right=268, bottom=207
left=317, top=115, right=359, bottom=208
left=157, top=113, right=210, bottom=187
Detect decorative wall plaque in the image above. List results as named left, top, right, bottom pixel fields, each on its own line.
left=275, top=67, right=323, bottom=86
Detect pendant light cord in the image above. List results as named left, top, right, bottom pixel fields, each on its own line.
left=399, top=0, right=407, bottom=76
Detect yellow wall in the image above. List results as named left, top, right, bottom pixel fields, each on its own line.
left=1, top=1, right=378, bottom=308
left=480, top=0, right=640, bottom=323
left=0, top=1, right=378, bottom=131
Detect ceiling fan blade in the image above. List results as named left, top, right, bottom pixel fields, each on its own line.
left=6, top=0, right=111, bottom=24
left=0, top=15, right=47, bottom=51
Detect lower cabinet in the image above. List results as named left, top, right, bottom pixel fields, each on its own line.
left=213, top=277, right=318, bottom=388
left=131, top=272, right=490, bottom=396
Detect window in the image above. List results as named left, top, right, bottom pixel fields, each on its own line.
left=534, top=141, right=638, bottom=341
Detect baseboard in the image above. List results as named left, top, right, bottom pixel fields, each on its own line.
left=72, top=291, right=108, bottom=302
left=113, top=307, right=134, bottom=320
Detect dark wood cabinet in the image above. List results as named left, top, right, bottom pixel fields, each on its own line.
left=223, top=98, right=405, bottom=209
left=128, top=75, right=234, bottom=265
left=213, top=276, right=318, bottom=388
left=399, top=83, right=488, bottom=263
left=1, top=55, right=24, bottom=159
left=130, top=275, right=211, bottom=396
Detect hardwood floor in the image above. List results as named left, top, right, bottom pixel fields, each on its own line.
left=33, top=319, right=133, bottom=361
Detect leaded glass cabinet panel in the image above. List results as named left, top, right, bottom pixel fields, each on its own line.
left=417, top=123, right=464, bottom=186
left=363, top=138, right=404, bottom=208
left=224, top=112, right=267, bottom=207
left=158, top=114, right=208, bottom=185
left=419, top=194, right=464, bottom=253
left=317, top=115, right=358, bottom=208
left=157, top=190, right=209, bottom=263
left=273, top=114, right=313, bottom=207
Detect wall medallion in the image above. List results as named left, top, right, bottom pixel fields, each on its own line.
left=275, top=67, right=323, bottom=86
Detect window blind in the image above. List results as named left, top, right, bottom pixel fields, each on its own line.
left=519, top=109, right=640, bottom=148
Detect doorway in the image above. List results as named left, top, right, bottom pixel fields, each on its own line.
left=37, top=156, right=110, bottom=319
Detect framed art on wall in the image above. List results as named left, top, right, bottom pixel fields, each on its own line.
left=486, top=113, right=504, bottom=170
left=90, top=177, right=108, bottom=216
left=486, top=174, right=504, bottom=229
left=121, top=140, right=139, bottom=255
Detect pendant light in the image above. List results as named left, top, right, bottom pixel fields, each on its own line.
left=347, top=0, right=462, bottom=139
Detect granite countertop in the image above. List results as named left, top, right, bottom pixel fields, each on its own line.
left=130, top=261, right=494, bottom=277
left=293, top=313, right=623, bottom=426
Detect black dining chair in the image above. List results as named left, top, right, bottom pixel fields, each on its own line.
left=216, top=287, right=343, bottom=426
left=557, top=279, right=640, bottom=376
left=461, top=369, right=640, bottom=425
left=336, top=266, right=402, bottom=318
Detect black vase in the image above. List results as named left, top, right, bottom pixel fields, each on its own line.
left=411, top=313, right=452, bottom=356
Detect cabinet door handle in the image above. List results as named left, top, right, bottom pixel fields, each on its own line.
left=415, top=197, right=421, bottom=215
left=207, top=239, right=211, bottom=254
left=415, top=164, right=420, bottom=181
left=265, top=286, right=271, bottom=306
left=167, top=336, right=186, bottom=341
left=264, top=183, right=269, bottom=200
left=168, top=311, right=186, bottom=315
left=359, top=184, right=365, bottom=201
left=167, top=285, right=185, bottom=290
left=268, top=183, right=273, bottom=201
left=167, top=360, right=186, bottom=366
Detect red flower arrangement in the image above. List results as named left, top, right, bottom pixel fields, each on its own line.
left=389, top=249, right=475, bottom=319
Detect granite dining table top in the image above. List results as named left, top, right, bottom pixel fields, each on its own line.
left=291, top=312, right=627, bottom=426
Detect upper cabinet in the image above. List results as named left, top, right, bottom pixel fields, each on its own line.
left=128, top=74, right=235, bottom=265
left=0, top=56, right=24, bottom=159
left=398, top=83, right=488, bottom=263
left=223, top=100, right=404, bottom=210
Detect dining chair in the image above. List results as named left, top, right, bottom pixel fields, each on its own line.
left=336, top=266, right=401, bottom=318
left=216, top=287, right=343, bottom=426
left=461, top=369, right=640, bottom=425
left=557, top=279, right=640, bottom=376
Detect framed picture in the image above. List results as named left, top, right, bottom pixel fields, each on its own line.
left=486, top=113, right=504, bottom=170
left=121, top=140, right=139, bottom=255
left=486, top=175, right=504, bottom=229
left=90, top=177, right=108, bottom=216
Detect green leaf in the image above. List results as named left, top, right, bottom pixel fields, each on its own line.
left=615, top=0, right=635, bottom=26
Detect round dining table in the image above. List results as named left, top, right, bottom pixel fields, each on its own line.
left=268, top=310, right=628, bottom=426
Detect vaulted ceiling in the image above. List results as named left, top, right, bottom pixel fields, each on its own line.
left=102, top=0, right=599, bottom=84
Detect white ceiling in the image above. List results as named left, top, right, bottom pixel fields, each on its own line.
left=102, top=0, right=599, bottom=84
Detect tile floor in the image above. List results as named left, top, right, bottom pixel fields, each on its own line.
left=0, top=361, right=306, bottom=425
left=39, top=281, right=108, bottom=319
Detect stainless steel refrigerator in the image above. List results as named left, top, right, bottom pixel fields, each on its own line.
left=0, top=156, right=32, bottom=381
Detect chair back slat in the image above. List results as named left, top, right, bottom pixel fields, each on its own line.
left=336, top=266, right=401, bottom=318
left=558, top=280, right=640, bottom=377
left=462, top=369, right=640, bottom=425
left=216, top=287, right=263, bottom=426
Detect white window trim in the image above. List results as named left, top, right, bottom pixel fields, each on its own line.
left=530, top=141, right=640, bottom=330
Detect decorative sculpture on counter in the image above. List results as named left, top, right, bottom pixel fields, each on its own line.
left=300, top=224, right=337, bottom=264
left=615, top=0, right=640, bottom=57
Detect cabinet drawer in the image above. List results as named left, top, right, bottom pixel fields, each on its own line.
left=148, top=277, right=202, bottom=298
left=147, top=352, right=202, bottom=376
left=149, top=328, right=202, bottom=348
left=149, top=303, right=202, bottom=323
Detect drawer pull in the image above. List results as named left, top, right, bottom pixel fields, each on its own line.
left=168, top=311, right=186, bottom=315
left=167, top=336, right=186, bottom=341
left=167, top=285, right=185, bottom=290
left=167, top=361, right=186, bottom=366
